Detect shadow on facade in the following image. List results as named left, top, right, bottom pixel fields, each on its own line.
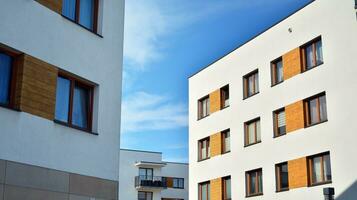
left=336, top=180, right=357, bottom=200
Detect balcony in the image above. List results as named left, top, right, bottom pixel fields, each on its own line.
left=135, top=176, right=167, bottom=190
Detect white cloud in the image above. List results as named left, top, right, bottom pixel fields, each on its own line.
left=121, top=91, right=188, bottom=133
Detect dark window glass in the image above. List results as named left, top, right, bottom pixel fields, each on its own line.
left=271, top=58, right=283, bottom=85
left=221, top=85, right=229, bottom=108
left=223, top=176, right=231, bottom=200
left=198, top=96, right=210, bottom=119
left=245, top=118, right=261, bottom=146
left=309, top=153, right=332, bottom=185
left=79, top=0, right=95, bottom=30
left=173, top=178, right=184, bottom=189
left=274, top=109, right=286, bottom=137
left=303, top=38, right=323, bottom=70
left=199, top=182, right=210, bottom=200
left=198, top=138, right=210, bottom=160
left=222, top=130, right=230, bottom=153
left=243, top=70, right=259, bottom=98
left=305, top=93, right=327, bottom=126
left=246, top=169, right=263, bottom=196
left=62, top=0, right=76, bottom=20
left=139, top=168, right=153, bottom=180
left=276, top=162, right=289, bottom=191
left=0, top=53, right=12, bottom=105
left=72, top=84, right=90, bottom=128
left=138, top=191, right=153, bottom=200
left=55, top=77, right=71, bottom=122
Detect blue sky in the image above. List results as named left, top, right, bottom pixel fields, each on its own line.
left=121, top=0, right=312, bottom=163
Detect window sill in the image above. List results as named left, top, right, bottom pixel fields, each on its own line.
left=197, top=157, right=210, bottom=162
left=61, top=15, right=103, bottom=38
left=305, top=120, right=328, bottom=128
left=309, top=180, right=332, bottom=187
left=271, top=80, right=284, bottom=87
left=276, top=188, right=289, bottom=193
left=221, top=105, right=230, bottom=110
left=243, top=92, right=260, bottom=100
left=244, top=141, right=262, bottom=148
left=273, top=133, right=286, bottom=138
left=246, top=193, right=263, bottom=198
left=54, top=120, right=98, bottom=135
left=222, top=150, right=231, bottom=155
left=197, top=114, right=210, bottom=121
left=301, top=62, right=324, bottom=73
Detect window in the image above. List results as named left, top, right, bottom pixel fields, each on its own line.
left=198, top=138, right=210, bottom=161
left=273, top=109, right=286, bottom=137
left=138, top=191, right=153, bottom=200
left=173, top=178, right=184, bottom=189
left=308, top=153, right=332, bottom=185
left=0, top=52, right=13, bottom=106
left=198, top=96, right=209, bottom=119
left=139, top=168, right=153, bottom=180
left=62, top=0, right=99, bottom=32
left=199, top=182, right=210, bottom=200
left=275, top=162, right=289, bottom=192
left=246, top=169, right=263, bottom=197
left=220, top=85, right=229, bottom=108
left=271, top=58, right=283, bottom=85
left=222, top=176, right=231, bottom=200
left=55, top=74, right=94, bottom=132
left=304, top=93, right=327, bottom=126
left=243, top=70, right=259, bottom=99
left=302, top=37, right=323, bottom=71
left=244, top=118, right=261, bottom=146
left=222, top=129, right=230, bottom=153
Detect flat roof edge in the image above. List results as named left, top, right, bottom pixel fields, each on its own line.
left=120, top=148, right=162, bottom=154
left=188, top=0, right=315, bottom=79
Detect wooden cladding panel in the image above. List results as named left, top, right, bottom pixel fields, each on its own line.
left=282, top=48, right=302, bottom=80
left=35, top=0, right=63, bottom=14
left=210, top=178, right=222, bottom=200
left=209, top=89, right=221, bottom=114
left=288, top=157, right=308, bottom=189
left=285, top=100, right=305, bottom=133
left=166, top=177, right=173, bottom=188
left=210, top=132, right=222, bottom=157
left=16, top=55, right=58, bottom=120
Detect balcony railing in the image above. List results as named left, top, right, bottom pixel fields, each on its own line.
left=135, top=176, right=167, bottom=189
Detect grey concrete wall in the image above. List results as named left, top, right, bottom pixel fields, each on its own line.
left=0, top=159, right=118, bottom=200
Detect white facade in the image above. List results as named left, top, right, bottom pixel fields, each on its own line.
left=0, top=0, right=124, bottom=182
left=120, top=149, right=189, bottom=200
left=189, top=0, right=357, bottom=200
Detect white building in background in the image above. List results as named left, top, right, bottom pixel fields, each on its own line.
left=189, top=0, right=357, bottom=200
left=0, top=0, right=124, bottom=199
left=120, top=149, right=189, bottom=200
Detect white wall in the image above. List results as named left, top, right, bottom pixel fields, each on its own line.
left=120, top=150, right=189, bottom=200
left=0, top=0, right=124, bottom=181
left=189, top=0, right=357, bottom=199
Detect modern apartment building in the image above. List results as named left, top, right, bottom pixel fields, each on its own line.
left=189, top=0, right=357, bottom=199
left=0, top=1, right=124, bottom=199
left=120, top=149, right=188, bottom=200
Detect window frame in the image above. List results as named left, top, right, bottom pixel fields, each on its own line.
left=301, top=36, right=323, bottom=72
left=244, top=118, right=261, bottom=147
left=245, top=168, right=263, bottom=197
left=198, top=95, right=210, bottom=120
left=220, top=85, right=230, bottom=109
left=221, top=129, right=231, bottom=154
left=243, top=69, right=259, bottom=99
left=273, top=108, right=286, bottom=138
left=308, top=152, right=332, bottom=186
left=271, top=57, right=283, bottom=86
left=138, top=191, right=153, bottom=200
left=54, top=71, right=95, bottom=133
left=198, top=137, right=210, bottom=161
left=0, top=46, right=21, bottom=111
left=198, top=181, right=210, bottom=200
left=172, top=178, right=185, bottom=189
left=222, top=176, right=231, bottom=200
left=139, top=168, right=154, bottom=180
left=62, top=0, right=100, bottom=34
left=275, top=162, right=289, bottom=192
left=304, top=92, right=327, bottom=127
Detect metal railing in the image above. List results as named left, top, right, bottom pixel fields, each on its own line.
left=135, top=176, right=167, bottom=188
